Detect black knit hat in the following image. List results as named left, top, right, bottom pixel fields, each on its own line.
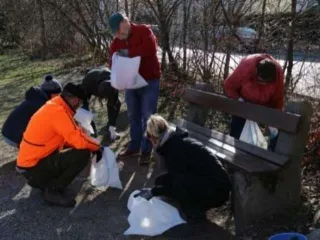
left=40, top=75, right=62, bottom=94
left=62, top=83, right=88, bottom=101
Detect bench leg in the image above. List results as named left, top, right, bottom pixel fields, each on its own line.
left=232, top=163, right=301, bottom=234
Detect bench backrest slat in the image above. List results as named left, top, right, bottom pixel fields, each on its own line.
left=183, top=88, right=301, bottom=133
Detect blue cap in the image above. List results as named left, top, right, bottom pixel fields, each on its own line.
left=108, top=13, right=124, bottom=34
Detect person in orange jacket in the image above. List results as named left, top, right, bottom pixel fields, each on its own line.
left=17, top=83, right=102, bottom=207
left=223, top=54, right=284, bottom=150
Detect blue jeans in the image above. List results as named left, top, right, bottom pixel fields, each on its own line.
left=125, top=79, right=160, bottom=153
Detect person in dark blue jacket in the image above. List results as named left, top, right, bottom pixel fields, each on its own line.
left=1, top=75, right=62, bottom=148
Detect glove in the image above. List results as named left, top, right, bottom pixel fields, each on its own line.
left=94, top=147, right=104, bottom=163
left=117, top=49, right=129, bottom=57
left=109, top=126, right=119, bottom=141
left=134, top=189, right=153, bottom=201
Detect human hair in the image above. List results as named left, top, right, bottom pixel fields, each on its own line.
left=257, top=59, right=277, bottom=83
left=146, top=114, right=169, bottom=139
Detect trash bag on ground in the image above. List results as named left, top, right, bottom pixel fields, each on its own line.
left=124, top=190, right=186, bottom=236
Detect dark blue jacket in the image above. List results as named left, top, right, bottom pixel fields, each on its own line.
left=1, top=87, right=49, bottom=145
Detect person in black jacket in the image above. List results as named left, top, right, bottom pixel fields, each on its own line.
left=1, top=75, right=62, bottom=148
left=134, top=114, right=231, bottom=221
left=81, top=67, right=121, bottom=140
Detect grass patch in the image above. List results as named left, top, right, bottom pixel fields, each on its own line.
left=0, top=53, right=78, bottom=125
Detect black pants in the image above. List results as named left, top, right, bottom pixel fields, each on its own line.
left=230, top=115, right=278, bottom=151
left=230, top=115, right=246, bottom=140
left=21, top=149, right=91, bottom=191
left=155, top=173, right=230, bottom=217
left=84, top=83, right=121, bottom=127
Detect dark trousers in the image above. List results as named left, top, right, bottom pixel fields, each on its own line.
left=22, top=149, right=91, bottom=191
left=230, top=115, right=246, bottom=140
left=155, top=173, right=230, bottom=217
left=84, top=83, right=121, bottom=127
left=230, top=115, right=278, bottom=151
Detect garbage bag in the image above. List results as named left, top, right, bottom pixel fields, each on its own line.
left=90, top=147, right=123, bottom=189
left=110, top=53, right=147, bottom=90
left=74, top=107, right=94, bottom=135
left=240, top=120, right=268, bottom=149
left=124, top=190, right=186, bottom=236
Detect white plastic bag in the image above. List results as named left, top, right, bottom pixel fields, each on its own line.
left=124, top=190, right=186, bottom=236
left=74, top=108, right=94, bottom=134
left=90, top=147, right=123, bottom=189
left=111, top=53, right=148, bottom=90
left=240, top=120, right=268, bottom=149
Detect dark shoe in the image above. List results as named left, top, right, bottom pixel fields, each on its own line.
left=44, top=189, right=76, bottom=207
left=139, top=152, right=152, bottom=165
left=117, top=149, right=140, bottom=160
left=186, top=213, right=207, bottom=224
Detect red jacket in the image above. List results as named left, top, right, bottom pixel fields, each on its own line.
left=223, top=54, right=284, bottom=110
left=109, top=23, right=161, bottom=81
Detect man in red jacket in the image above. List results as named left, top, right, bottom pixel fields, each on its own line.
left=223, top=54, right=284, bottom=150
left=108, top=13, right=161, bottom=164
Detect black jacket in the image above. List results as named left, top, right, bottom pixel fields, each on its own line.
left=81, top=68, right=111, bottom=98
left=2, top=87, right=48, bottom=145
left=152, top=128, right=231, bottom=195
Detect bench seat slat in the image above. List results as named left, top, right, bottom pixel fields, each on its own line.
left=173, top=122, right=281, bottom=173
left=176, top=118, right=290, bottom=167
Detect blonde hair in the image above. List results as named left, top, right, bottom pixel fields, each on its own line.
left=146, top=114, right=169, bottom=139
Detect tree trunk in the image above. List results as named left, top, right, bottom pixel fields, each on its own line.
left=285, top=0, right=297, bottom=94
left=182, top=0, right=192, bottom=72
left=124, top=0, right=129, bottom=18
left=256, top=0, right=267, bottom=52
left=37, top=0, right=46, bottom=61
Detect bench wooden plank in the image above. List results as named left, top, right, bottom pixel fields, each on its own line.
left=172, top=123, right=281, bottom=173
left=183, top=88, right=301, bottom=133
left=176, top=118, right=290, bottom=167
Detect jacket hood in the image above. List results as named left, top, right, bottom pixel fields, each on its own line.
left=25, top=87, right=48, bottom=101
left=157, top=127, right=188, bottom=154
left=166, top=127, right=188, bottom=142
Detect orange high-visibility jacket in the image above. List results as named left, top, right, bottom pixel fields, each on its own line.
left=17, top=96, right=100, bottom=168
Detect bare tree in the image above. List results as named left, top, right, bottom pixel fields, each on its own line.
left=284, top=0, right=298, bottom=93
left=143, top=0, right=182, bottom=70
left=37, top=0, right=47, bottom=60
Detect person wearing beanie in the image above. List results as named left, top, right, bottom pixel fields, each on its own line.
left=2, top=75, right=63, bottom=147
left=16, top=82, right=102, bottom=207
left=108, top=13, right=161, bottom=164
left=223, top=54, right=284, bottom=151
left=134, top=115, right=231, bottom=222
left=81, top=67, right=121, bottom=141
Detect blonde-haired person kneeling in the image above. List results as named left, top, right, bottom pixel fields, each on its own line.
left=134, top=114, right=231, bottom=222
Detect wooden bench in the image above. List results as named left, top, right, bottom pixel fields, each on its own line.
left=174, top=83, right=313, bottom=233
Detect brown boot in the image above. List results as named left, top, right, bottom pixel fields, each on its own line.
left=117, top=149, right=140, bottom=160
left=44, top=189, right=76, bottom=207
left=139, top=152, right=152, bottom=165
